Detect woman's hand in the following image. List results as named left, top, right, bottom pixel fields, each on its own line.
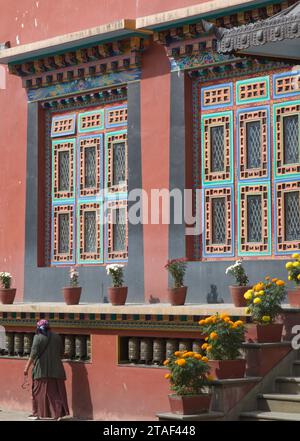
left=24, top=367, right=29, bottom=376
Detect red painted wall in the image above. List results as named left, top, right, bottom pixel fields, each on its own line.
left=0, top=0, right=209, bottom=300
left=0, top=332, right=171, bottom=420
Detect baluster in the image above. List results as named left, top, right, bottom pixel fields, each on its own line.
left=86, top=336, right=91, bottom=361
left=166, top=339, right=178, bottom=359
left=64, top=335, right=75, bottom=359
left=6, top=333, right=14, bottom=356
left=14, top=333, right=24, bottom=357
left=140, top=338, right=153, bottom=364
left=153, top=339, right=165, bottom=365
left=75, top=336, right=87, bottom=360
left=128, top=338, right=139, bottom=363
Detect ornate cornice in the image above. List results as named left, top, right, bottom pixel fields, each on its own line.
left=218, top=1, right=300, bottom=54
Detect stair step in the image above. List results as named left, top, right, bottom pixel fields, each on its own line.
left=240, top=411, right=300, bottom=421
left=276, top=377, right=300, bottom=394
left=258, top=393, right=300, bottom=413
left=293, top=361, right=300, bottom=376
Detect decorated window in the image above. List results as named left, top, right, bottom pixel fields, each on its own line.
left=197, top=71, right=300, bottom=259
left=50, top=100, right=128, bottom=265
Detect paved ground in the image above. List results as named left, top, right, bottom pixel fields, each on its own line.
left=0, top=409, right=79, bottom=421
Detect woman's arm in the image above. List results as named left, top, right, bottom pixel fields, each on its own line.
left=24, top=357, right=34, bottom=376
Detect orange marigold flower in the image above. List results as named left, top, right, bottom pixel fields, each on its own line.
left=235, top=320, right=244, bottom=326
left=206, top=345, right=212, bottom=351
left=164, top=373, right=171, bottom=379
left=202, top=356, right=209, bottom=362
left=228, top=321, right=234, bottom=326
left=223, top=317, right=231, bottom=322
left=210, top=332, right=218, bottom=340
left=174, top=351, right=181, bottom=357
left=254, top=282, right=264, bottom=291
left=175, top=358, right=186, bottom=366
left=205, top=337, right=209, bottom=341
left=265, top=276, right=270, bottom=280
left=201, top=343, right=209, bottom=350
left=194, top=353, right=202, bottom=360
left=272, top=278, right=278, bottom=283
left=207, top=374, right=215, bottom=381
left=220, top=313, right=229, bottom=320
left=276, top=280, right=285, bottom=286
left=163, top=360, right=169, bottom=366
left=199, top=319, right=206, bottom=326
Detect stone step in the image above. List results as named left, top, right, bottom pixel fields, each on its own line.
left=276, top=377, right=300, bottom=394
left=240, top=411, right=300, bottom=421
left=257, top=393, right=300, bottom=413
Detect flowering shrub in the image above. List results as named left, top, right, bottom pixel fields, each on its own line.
left=165, top=258, right=187, bottom=288
left=198, top=313, right=245, bottom=360
left=285, top=253, right=300, bottom=286
left=163, top=351, right=211, bottom=396
left=69, top=267, right=79, bottom=287
left=243, top=277, right=286, bottom=324
left=106, top=264, right=125, bottom=288
left=0, top=272, right=12, bottom=289
left=225, top=260, right=249, bottom=286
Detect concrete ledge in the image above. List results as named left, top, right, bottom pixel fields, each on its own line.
left=242, top=342, right=292, bottom=349
left=156, top=411, right=224, bottom=421
left=211, top=377, right=261, bottom=385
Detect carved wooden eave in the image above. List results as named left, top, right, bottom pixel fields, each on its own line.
left=218, top=1, right=300, bottom=61
left=136, top=0, right=297, bottom=75
left=0, top=19, right=151, bottom=98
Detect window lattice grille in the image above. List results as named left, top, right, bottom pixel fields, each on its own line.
left=113, top=208, right=126, bottom=252
left=212, top=198, right=226, bottom=244
left=210, top=126, right=225, bottom=172
left=113, top=142, right=126, bottom=186
left=58, top=150, right=70, bottom=192
left=84, top=211, right=96, bottom=253
left=283, top=115, right=299, bottom=165
left=247, top=195, right=262, bottom=243
left=246, top=121, right=261, bottom=169
left=284, top=191, right=300, bottom=242
left=84, top=147, right=96, bottom=188
left=58, top=213, right=70, bottom=254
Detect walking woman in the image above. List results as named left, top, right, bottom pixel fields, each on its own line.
left=24, top=319, right=70, bottom=420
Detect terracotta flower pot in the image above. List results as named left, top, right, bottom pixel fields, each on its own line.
left=0, top=288, right=16, bottom=304
left=208, top=359, right=246, bottom=379
left=229, top=285, right=251, bottom=307
left=168, top=286, right=187, bottom=306
left=288, top=287, right=300, bottom=307
left=247, top=323, right=283, bottom=343
left=108, top=287, right=128, bottom=306
left=168, top=393, right=212, bottom=415
left=63, top=287, right=82, bottom=305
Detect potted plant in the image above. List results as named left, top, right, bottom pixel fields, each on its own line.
left=198, top=313, right=246, bottom=379
left=286, top=254, right=300, bottom=306
left=165, top=258, right=188, bottom=306
left=225, top=260, right=250, bottom=307
left=0, top=272, right=16, bottom=304
left=243, top=277, right=286, bottom=342
left=163, top=350, right=212, bottom=415
left=106, top=264, right=127, bottom=306
left=62, top=267, right=82, bottom=305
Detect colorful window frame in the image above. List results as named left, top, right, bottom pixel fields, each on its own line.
left=77, top=134, right=103, bottom=198
left=201, top=111, right=233, bottom=186
left=275, top=180, right=300, bottom=255
left=77, top=201, right=103, bottom=264
left=237, top=106, right=270, bottom=181
left=274, top=101, right=300, bottom=179
left=106, top=199, right=128, bottom=261
left=202, top=186, right=234, bottom=258
left=52, top=204, right=75, bottom=264
left=52, top=138, right=76, bottom=201
left=238, top=182, right=271, bottom=256
left=51, top=113, right=76, bottom=138
left=78, top=109, right=104, bottom=133
left=236, top=76, right=270, bottom=105
left=201, top=82, right=233, bottom=110
left=105, top=130, right=128, bottom=194
left=273, top=71, right=300, bottom=99
left=105, top=105, right=128, bottom=128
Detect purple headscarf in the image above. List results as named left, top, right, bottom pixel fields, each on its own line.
left=36, top=319, right=50, bottom=336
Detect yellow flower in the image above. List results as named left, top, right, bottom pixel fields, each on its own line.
left=183, top=351, right=194, bottom=358
left=235, top=320, right=244, bottom=326
left=298, top=274, right=300, bottom=281
left=262, top=315, right=271, bottom=322
left=204, top=317, right=212, bottom=325
left=244, top=291, right=253, bottom=300
left=202, top=356, right=209, bottom=362
left=272, top=278, right=278, bottom=283
left=288, top=276, right=293, bottom=281
left=199, top=319, right=206, bottom=326
left=245, top=307, right=251, bottom=314
left=254, top=282, right=264, bottom=291
left=220, top=313, right=229, bottom=320
left=174, top=351, right=181, bottom=357
left=206, top=345, right=212, bottom=352
left=265, top=276, right=270, bottom=281
left=164, top=373, right=171, bottom=379
left=163, top=360, right=169, bottom=366
left=254, top=297, right=262, bottom=305
left=293, top=262, right=300, bottom=268
left=201, top=343, right=209, bottom=350
left=276, top=280, right=285, bottom=286
left=286, top=262, right=294, bottom=269
left=175, top=358, right=186, bottom=366
left=207, top=374, right=215, bottom=381
left=292, top=253, right=300, bottom=259
left=194, top=353, right=202, bottom=360
left=254, top=290, right=264, bottom=297
left=228, top=321, right=234, bottom=326
left=210, top=332, right=218, bottom=340
left=223, top=316, right=231, bottom=322
left=205, top=337, right=209, bottom=341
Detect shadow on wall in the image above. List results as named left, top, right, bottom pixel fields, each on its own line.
left=68, top=362, right=93, bottom=420
left=206, top=284, right=224, bottom=304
